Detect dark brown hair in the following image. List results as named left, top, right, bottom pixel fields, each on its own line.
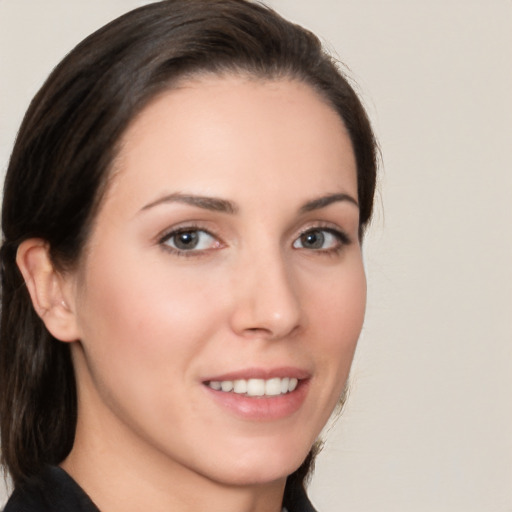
left=0, top=0, right=377, bottom=501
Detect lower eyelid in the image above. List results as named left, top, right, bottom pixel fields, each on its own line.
left=158, top=226, right=226, bottom=256
left=292, top=227, right=348, bottom=251
left=157, top=224, right=351, bottom=254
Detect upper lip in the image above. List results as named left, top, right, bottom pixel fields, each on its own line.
left=202, top=366, right=311, bottom=382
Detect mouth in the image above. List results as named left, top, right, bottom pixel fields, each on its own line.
left=202, top=368, right=310, bottom=420
left=206, top=377, right=299, bottom=397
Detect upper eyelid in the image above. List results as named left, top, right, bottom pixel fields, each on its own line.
left=295, top=222, right=352, bottom=241
left=156, top=223, right=219, bottom=243
left=295, top=226, right=351, bottom=247
left=157, top=226, right=223, bottom=256
left=154, top=220, right=352, bottom=247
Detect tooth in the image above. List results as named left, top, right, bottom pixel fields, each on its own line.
left=233, top=379, right=248, bottom=394
left=265, top=377, right=282, bottom=396
left=221, top=380, right=234, bottom=392
left=247, top=379, right=265, bottom=396
left=211, top=377, right=300, bottom=395
left=288, top=378, right=298, bottom=392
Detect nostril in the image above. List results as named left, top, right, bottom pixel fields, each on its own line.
left=242, top=324, right=301, bottom=341
left=229, top=268, right=302, bottom=339
left=244, top=326, right=273, bottom=336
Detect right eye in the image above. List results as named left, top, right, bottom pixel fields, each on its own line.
left=160, top=228, right=221, bottom=254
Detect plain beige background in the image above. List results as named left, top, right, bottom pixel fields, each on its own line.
left=1, top=1, right=511, bottom=511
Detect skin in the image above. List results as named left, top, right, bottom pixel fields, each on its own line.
left=38, top=75, right=366, bottom=512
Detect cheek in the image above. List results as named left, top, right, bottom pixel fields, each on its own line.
left=74, top=255, right=223, bottom=387
left=72, top=256, right=231, bottom=448
left=307, top=259, right=366, bottom=382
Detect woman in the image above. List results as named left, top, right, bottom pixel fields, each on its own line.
left=0, top=1, right=377, bottom=511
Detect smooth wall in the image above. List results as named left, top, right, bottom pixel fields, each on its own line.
left=1, top=1, right=511, bottom=511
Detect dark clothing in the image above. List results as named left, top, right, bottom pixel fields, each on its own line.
left=3, top=466, right=317, bottom=512
left=3, top=467, right=100, bottom=512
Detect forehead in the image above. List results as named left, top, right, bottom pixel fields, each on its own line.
left=107, top=75, right=357, bottom=211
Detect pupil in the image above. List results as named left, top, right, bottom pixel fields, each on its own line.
left=175, top=231, right=198, bottom=250
left=302, top=230, right=324, bottom=249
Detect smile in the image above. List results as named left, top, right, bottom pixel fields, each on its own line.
left=207, top=377, right=299, bottom=397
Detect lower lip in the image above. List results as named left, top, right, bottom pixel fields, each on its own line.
left=203, top=380, right=310, bottom=421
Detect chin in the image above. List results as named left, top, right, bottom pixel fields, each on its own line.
left=201, top=441, right=312, bottom=487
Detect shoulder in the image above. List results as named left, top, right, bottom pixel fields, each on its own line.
left=3, top=467, right=99, bottom=512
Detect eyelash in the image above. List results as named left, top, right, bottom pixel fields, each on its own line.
left=157, top=224, right=351, bottom=257
left=293, top=226, right=351, bottom=256
left=158, top=224, right=221, bottom=258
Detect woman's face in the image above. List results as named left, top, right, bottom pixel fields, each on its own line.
left=66, top=75, right=366, bottom=487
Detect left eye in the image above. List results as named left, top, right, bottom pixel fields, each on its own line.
left=162, top=229, right=218, bottom=252
left=292, top=228, right=343, bottom=251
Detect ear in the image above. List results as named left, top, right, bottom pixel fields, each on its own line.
left=16, top=239, right=80, bottom=342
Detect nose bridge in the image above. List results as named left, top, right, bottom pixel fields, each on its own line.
left=230, top=240, right=302, bottom=339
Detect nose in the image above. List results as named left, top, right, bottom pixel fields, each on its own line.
left=229, top=249, right=303, bottom=341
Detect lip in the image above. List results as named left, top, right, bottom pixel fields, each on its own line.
left=202, top=367, right=311, bottom=421
left=202, top=366, right=311, bottom=382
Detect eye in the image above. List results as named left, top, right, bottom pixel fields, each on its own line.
left=161, top=228, right=220, bottom=253
left=292, top=228, right=347, bottom=251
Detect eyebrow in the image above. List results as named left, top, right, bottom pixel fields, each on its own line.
left=299, top=193, right=359, bottom=213
left=141, top=193, right=238, bottom=214
left=140, top=191, right=358, bottom=215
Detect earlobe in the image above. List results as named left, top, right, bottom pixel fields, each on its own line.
left=16, top=239, right=80, bottom=343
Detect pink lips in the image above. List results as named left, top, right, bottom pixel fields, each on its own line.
left=203, top=366, right=310, bottom=382
left=202, top=367, right=311, bottom=421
